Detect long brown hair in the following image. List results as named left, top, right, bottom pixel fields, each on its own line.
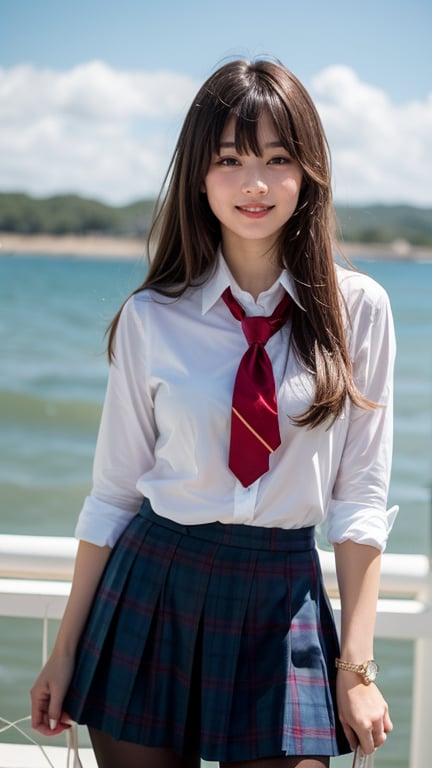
left=108, top=58, right=375, bottom=426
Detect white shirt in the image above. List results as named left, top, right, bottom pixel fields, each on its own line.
left=76, top=253, right=398, bottom=551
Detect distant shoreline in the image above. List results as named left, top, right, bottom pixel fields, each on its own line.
left=0, top=232, right=146, bottom=259
left=1, top=232, right=431, bottom=261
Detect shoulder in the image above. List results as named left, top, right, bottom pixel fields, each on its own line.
left=119, top=284, right=202, bottom=333
left=112, top=286, right=200, bottom=362
left=336, top=263, right=391, bottom=320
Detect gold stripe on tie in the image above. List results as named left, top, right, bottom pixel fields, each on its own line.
left=232, top=407, right=275, bottom=453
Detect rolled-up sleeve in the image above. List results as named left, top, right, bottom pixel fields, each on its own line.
left=327, top=280, right=398, bottom=551
left=75, top=294, right=157, bottom=547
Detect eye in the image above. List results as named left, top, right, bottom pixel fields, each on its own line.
left=268, top=156, right=291, bottom=165
left=217, top=156, right=240, bottom=167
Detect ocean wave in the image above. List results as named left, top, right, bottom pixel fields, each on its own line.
left=0, top=388, right=102, bottom=433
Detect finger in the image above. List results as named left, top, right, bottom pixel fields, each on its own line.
left=371, top=710, right=393, bottom=748
left=49, top=721, right=71, bottom=735
left=342, top=723, right=358, bottom=752
left=30, top=689, right=49, bottom=729
left=60, top=711, right=74, bottom=727
left=371, top=725, right=387, bottom=748
left=47, top=684, right=64, bottom=729
left=383, top=709, right=393, bottom=733
left=33, top=721, right=71, bottom=737
left=358, top=729, right=375, bottom=756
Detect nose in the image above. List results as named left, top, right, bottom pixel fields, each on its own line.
left=241, top=172, right=268, bottom=195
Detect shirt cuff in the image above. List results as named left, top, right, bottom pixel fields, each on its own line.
left=75, top=495, right=138, bottom=547
left=327, top=500, right=399, bottom=552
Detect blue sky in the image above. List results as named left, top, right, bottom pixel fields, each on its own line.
left=1, top=0, right=431, bottom=205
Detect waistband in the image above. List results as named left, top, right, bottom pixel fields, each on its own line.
left=139, top=498, right=315, bottom=553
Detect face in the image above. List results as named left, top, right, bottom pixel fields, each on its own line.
left=203, top=113, right=303, bottom=255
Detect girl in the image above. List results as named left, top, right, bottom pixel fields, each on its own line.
left=31, top=58, right=397, bottom=768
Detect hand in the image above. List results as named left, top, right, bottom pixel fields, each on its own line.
left=336, top=670, right=393, bottom=755
left=30, top=653, right=75, bottom=736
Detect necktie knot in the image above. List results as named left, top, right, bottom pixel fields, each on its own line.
left=222, top=287, right=291, bottom=346
left=241, top=316, right=276, bottom=347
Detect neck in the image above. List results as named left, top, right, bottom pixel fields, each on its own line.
left=221, top=238, right=281, bottom=300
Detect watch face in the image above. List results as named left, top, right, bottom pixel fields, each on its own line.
left=365, top=660, right=379, bottom=681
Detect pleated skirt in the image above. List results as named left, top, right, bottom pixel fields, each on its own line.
left=64, top=498, right=350, bottom=761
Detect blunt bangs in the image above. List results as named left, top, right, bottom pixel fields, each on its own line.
left=237, top=104, right=299, bottom=161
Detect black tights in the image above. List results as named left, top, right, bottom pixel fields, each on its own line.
left=89, top=728, right=330, bottom=768
left=89, top=728, right=200, bottom=768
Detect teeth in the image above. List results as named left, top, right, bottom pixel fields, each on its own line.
left=241, top=206, right=268, bottom=212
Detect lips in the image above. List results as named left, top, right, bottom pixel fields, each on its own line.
left=236, top=204, right=274, bottom=217
left=237, top=204, right=273, bottom=211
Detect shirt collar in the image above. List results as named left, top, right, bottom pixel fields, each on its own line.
left=201, top=248, right=305, bottom=315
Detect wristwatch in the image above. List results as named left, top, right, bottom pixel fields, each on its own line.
left=335, top=658, right=379, bottom=685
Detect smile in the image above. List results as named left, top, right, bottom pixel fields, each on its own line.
left=236, top=205, right=274, bottom=217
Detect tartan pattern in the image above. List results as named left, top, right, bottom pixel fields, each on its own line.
left=64, top=500, right=350, bottom=760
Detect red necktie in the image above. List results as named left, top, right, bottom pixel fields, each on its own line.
left=222, top=286, right=292, bottom=486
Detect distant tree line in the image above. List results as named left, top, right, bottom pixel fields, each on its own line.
left=1, top=192, right=432, bottom=246
left=336, top=204, right=432, bottom=247
left=0, top=193, right=155, bottom=237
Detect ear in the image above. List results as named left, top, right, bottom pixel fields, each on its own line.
left=200, top=181, right=207, bottom=194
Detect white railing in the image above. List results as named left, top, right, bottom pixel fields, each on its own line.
left=0, top=535, right=431, bottom=767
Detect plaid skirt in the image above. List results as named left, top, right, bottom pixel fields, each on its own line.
left=64, top=499, right=350, bottom=761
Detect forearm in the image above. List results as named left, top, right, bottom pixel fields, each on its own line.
left=334, top=539, right=381, bottom=660
left=52, top=539, right=112, bottom=657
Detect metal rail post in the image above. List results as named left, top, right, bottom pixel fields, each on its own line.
left=410, top=489, right=432, bottom=768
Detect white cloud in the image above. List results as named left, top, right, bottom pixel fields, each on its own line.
left=0, top=61, right=198, bottom=121
left=0, top=61, right=199, bottom=203
left=311, top=65, right=432, bottom=205
left=0, top=61, right=431, bottom=206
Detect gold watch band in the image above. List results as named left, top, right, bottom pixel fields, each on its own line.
left=335, top=658, right=379, bottom=684
left=335, top=659, right=365, bottom=673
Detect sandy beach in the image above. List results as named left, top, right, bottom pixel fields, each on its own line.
left=0, top=232, right=146, bottom=259
left=1, top=231, right=431, bottom=261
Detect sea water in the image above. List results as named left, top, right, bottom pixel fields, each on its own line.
left=0, top=253, right=431, bottom=766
